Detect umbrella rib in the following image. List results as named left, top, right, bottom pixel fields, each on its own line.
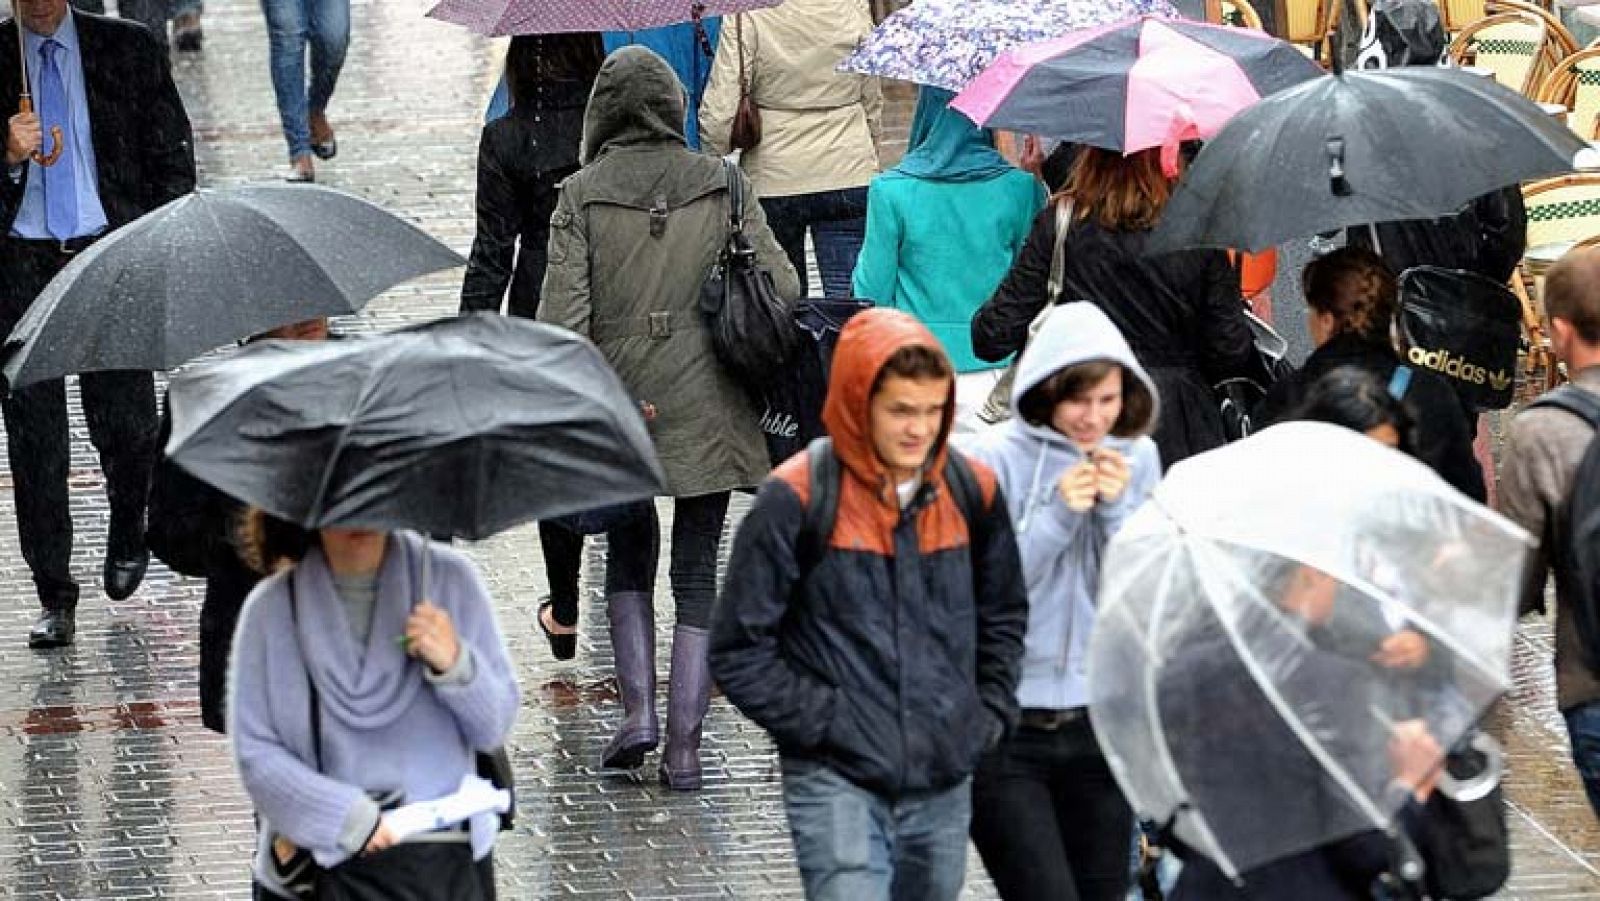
left=304, top=340, right=396, bottom=526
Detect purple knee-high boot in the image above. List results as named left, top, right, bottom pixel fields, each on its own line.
left=658, top=625, right=712, bottom=791
left=600, top=592, right=659, bottom=769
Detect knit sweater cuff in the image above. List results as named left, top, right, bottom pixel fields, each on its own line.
left=337, top=795, right=381, bottom=856
left=424, top=645, right=476, bottom=686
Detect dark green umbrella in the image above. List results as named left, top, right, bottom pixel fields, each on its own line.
left=1147, top=66, right=1585, bottom=254
left=164, top=314, right=665, bottom=540
left=2, top=184, right=464, bottom=392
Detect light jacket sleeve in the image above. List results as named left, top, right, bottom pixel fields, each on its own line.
left=1092, top=439, right=1160, bottom=548
left=971, top=479, right=1029, bottom=738
left=851, top=178, right=901, bottom=305
left=709, top=477, right=837, bottom=752
left=1498, top=413, right=1557, bottom=616
left=228, top=582, right=378, bottom=858
left=696, top=18, right=745, bottom=157
left=537, top=185, right=593, bottom=337
left=427, top=556, right=520, bottom=752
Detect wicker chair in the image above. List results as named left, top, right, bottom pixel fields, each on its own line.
left=1448, top=12, right=1552, bottom=96
left=1537, top=46, right=1600, bottom=140
left=1488, top=0, right=1580, bottom=65
left=1273, top=0, right=1344, bottom=63
left=1220, top=0, right=1266, bottom=30
left=1513, top=175, right=1600, bottom=393
left=1437, top=0, right=1488, bottom=33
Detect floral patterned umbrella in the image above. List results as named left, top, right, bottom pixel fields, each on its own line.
left=839, top=0, right=1179, bottom=92
left=427, top=0, right=778, bottom=36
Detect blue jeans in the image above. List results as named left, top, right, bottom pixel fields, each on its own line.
left=1565, top=700, right=1600, bottom=819
left=759, top=187, right=868, bottom=300
left=781, top=758, right=970, bottom=901
left=260, top=0, right=350, bottom=160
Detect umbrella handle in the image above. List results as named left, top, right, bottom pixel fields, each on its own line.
left=18, top=95, right=63, bottom=168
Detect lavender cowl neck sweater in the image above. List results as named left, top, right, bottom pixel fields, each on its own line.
left=228, top=532, right=519, bottom=888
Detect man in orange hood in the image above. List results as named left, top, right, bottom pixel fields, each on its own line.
left=711, top=309, right=1027, bottom=900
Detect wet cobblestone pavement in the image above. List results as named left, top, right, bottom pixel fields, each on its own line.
left=0, top=1, right=1595, bottom=897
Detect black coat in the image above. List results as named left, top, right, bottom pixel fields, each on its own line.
left=459, top=79, right=591, bottom=319
left=147, top=400, right=257, bottom=734
left=973, top=207, right=1257, bottom=468
left=0, top=13, right=194, bottom=235
left=1344, top=187, right=1527, bottom=285
left=1257, top=333, right=1486, bottom=502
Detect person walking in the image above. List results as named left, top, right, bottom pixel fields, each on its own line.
left=538, top=45, right=800, bottom=790
left=460, top=32, right=603, bottom=663
left=229, top=521, right=519, bottom=899
left=710, top=308, right=1028, bottom=900
left=260, top=0, right=349, bottom=182
left=1256, top=248, right=1484, bottom=501
left=972, top=147, right=1255, bottom=469
left=960, top=304, right=1159, bottom=901
left=1500, top=247, right=1600, bottom=820
left=0, top=0, right=195, bottom=648
left=699, top=0, right=882, bottom=299
left=853, top=86, right=1044, bottom=422
left=66, top=0, right=203, bottom=52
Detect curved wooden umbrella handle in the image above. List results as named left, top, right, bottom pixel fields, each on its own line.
left=17, top=96, right=63, bottom=167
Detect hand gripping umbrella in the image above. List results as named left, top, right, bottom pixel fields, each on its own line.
left=164, top=314, right=666, bottom=540
left=13, top=17, right=62, bottom=167
left=1, top=184, right=465, bottom=392
left=1087, top=422, right=1532, bottom=879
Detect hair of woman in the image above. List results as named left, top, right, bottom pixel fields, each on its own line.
left=505, top=33, right=607, bottom=108
left=236, top=507, right=316, bottom=576
left=1060, top=147, right=1174, bottom=233
left=1301, top=246, right=1399, bottom=342
left=1016, top=358, right=1156, bottom=437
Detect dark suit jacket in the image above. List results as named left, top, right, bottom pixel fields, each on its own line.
left=0, top=12, right=195, bottom=235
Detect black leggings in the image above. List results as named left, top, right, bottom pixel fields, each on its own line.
left=539, top=520, right=584, bottom=627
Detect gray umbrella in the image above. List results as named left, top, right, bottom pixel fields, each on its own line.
left=165, top=314, right=666, bottom=540
left=1147, top=67, right=1586, bottom=253
left=1, top=184, right=465, bottom=391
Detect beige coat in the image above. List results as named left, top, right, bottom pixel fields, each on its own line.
left=699, top=0, right=883, bottom=198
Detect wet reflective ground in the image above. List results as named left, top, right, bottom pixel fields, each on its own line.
left=0, top=0, right=1593, bottom=897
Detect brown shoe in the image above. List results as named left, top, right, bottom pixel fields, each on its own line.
left=309, top=111, right=337, bottom=161
left=286, top=155, right=315, bottom=183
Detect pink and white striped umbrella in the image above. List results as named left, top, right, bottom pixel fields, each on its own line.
left=427, top=0, right=783, bottom=36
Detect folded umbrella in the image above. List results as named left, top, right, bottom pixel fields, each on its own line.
left=1147, top=66, right=1586, bottom=253
left=1088, top=422, right=1531, bottom=878
left=426, top=0, right=775, bottom=36
left=838, top=0, right=1177, bottom=92
left=165, top=314, right=666, bottom=540
left=953, top=16, right=1322, bottom=160
left=1, top=184, right=464, bottom=392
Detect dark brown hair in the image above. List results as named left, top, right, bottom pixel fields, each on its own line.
left=236, top=507, right=315, bottom=576
left=1060, top=147, right=1174, bottom=233
left=871, top=344, right=955, bottom=395
left=506, top=33, right=606, bottom=107
left=1301, top=247, right=1398, bottom=342
left=1017, top=359, right=1155, bottom=437
left=1545, top=247, right=1600, bottom=344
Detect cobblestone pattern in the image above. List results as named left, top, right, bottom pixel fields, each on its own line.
left=0, top=0, right=1591, bottom=897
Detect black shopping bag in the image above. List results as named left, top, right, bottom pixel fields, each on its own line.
left=1396, top=266, right=1520, bottom=411
left=760, top=298, right=873, bottom=467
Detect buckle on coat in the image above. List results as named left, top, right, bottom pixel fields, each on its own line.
left=649, top=311, right=672, bottom=338
left=649, top=197, right=669, bottom=237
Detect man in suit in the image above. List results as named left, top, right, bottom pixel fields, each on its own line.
left=2, top=0, right=195, bottom=647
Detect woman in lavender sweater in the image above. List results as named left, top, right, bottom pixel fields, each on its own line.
left=228, top=521, right=520, bottom=898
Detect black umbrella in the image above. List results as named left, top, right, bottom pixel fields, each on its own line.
left=1, top=184, right=465, bottom=391
left=164, top=314, right=666, bottom=540
left=1147, top=66, right=1586, bottom=253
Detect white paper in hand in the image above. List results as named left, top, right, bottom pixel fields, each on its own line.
left=385, top=774, right=510, bottom=842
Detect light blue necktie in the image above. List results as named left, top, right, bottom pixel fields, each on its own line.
left=38, top=38, right=78, bottom=241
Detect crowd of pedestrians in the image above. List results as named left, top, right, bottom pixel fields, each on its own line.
left=1, top=0, right=1598, bottom=899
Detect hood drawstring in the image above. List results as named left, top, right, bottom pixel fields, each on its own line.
left=1016, top=436, right=1051, bottom=536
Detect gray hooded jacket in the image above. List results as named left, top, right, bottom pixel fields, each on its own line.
left=961, top=304, right=1161, bottom=710
left=539, top=46, right=801, bottom=496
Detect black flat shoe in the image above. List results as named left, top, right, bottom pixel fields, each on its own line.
left=104, top=548, right=149, bottom=601
left=29, top=609, right=75, bottom=649
left=538, top=600, right=577, bottom=661
left=311, top=137, right=337, bottom=161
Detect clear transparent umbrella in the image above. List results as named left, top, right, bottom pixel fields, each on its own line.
left=1088, top=422, right=1532, bottom=879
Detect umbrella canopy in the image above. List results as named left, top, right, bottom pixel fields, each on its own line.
left=1, top=184, right=465, bottom=392
left=165, top=314, right=666, bottom=541
left=953, top=16, right=1322, bottom=156
left=426, top=0, right=774, bottom=35
left=1088, top=422, right=1531, bottom=878
left=838, top=0, right=1176, bottom=92
left=1147, top=66, right=1585, bottom=253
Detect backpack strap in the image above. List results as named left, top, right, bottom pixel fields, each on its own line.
left=1529, top=385, right=1600, bottom=430
left=801, top=436, right=841, bottom=569
left=942, top=446, right=987, bottom=531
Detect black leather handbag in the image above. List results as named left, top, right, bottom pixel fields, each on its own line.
left=699, top=159, right=803, bottom=396
left=1396, top=266, right=1520, bottom=411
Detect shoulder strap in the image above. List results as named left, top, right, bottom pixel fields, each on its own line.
left=942, top=447, right=987, bottom=533
left=721, top=158, right=745, bottom=234
left=1387, top=365, right=1414, bottom=400
left=1530, top=385, right=1600, bottom=430
left=801, top=437, right=840, bottom=568
left=286, top=576, right=324, bottom=773
left=1048, top=198, right=1073, bottom=305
